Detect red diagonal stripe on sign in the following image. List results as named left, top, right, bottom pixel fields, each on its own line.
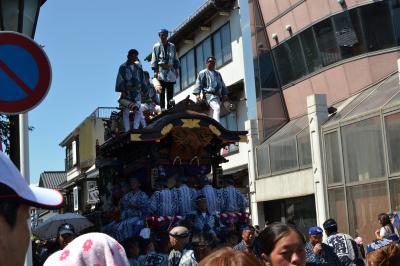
left=0, top=59, right=33, bottom=96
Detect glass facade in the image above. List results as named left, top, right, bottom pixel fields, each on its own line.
left=175, top=23, right=232, bottom=94
left=346, top=182, right=389, bottom=242
left=341, top=117, right=386, bottom=183
left=263, top=195, right=317, bottom=237
left=251, top=0, right=288, bottom=141
left=385, top=112, right=400, bottom=174
left=220, top=112, right=239, bottom=154
left=323, top=73, right=400, bottom=243
left=256, top=115, right=311, bottom=178
left=272, top=0, right=400, bottom=86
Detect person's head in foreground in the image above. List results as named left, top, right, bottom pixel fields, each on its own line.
left=0, top=151, right=63, bottom=266
left=322, top=218, right=338, bottom=237
left=192, top=231, right=215, bottom=261
left=57, top=223, right=76, bottom=249
left=169, top=226, right=190, bottom=251
left=308, top=226, right=323, bottom=246
left=366, top=238, right=400, bottom=266
left=44, top=232, right=129, bottom=266
left=198, top=247, right=262, bottom=266
left=241, top=225, right=256, bottom=246
left=257, top=222, right=306, bottom=266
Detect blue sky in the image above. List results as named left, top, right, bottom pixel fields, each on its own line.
left=30, top=0, right=206, bottom=184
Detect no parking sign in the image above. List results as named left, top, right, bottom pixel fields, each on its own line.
left=0, top=31, right=51, bottom=114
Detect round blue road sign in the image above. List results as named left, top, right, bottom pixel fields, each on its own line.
left=0, top=31, right=52, bottom=114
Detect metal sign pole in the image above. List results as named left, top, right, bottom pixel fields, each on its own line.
left=20, top=112, right=32, bottom=266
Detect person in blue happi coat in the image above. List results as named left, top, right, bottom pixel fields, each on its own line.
left=193, top=56, right=228, bottom=122
left=196, top=176, right=221, bottom=215
left=171, top=176, right=197, bottom=216
left=151, top=29, right=180, bottom=109
left=115, top=49, right=146, bottom=131
left=219, top=175, right=247, bottom=213
left=187, top=195, right=221, bottom=240
left=114, top=178, right=149, bottom=242
left=149, top=178, right=175, bottom=217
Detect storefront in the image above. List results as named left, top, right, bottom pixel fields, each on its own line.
left=323, top=72, right=400, bottom=243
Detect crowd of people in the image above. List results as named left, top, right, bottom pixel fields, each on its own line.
left=2, top=149, right=400, bottom=265
left=101, top=175, right=247, bottom=244
left=33, top=217, right=400, bottom=266
left=116, top=28, right=229, bottom=132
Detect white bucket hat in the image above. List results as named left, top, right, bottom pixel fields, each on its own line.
left=0, top=151, right=63, bottom=208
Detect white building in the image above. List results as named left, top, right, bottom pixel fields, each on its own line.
left=167, top=0, right=256, bottom=190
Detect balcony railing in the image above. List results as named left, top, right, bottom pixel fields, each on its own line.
left=90, top=107, right=119, bottom=120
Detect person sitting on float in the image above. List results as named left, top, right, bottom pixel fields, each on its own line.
left=197, top=176, right=221, bottom=215
left=149, top=178, right=175, bottom=217
left=187, top=195, right=221, bottom=241
left=114, top=177, right=149, bottom=242
left=171, top=176, right=197, bottom=216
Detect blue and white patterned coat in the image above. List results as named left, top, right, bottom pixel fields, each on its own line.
left=114, top=190, right=149, bottom=241
left=172, top=184, right=197, bottom=216
left=149, top=188, right=175, bottom=217
left=115, top=61, right=145, bottom=103
left=188, top=211, right=221, bottom=237
left=193, top=69, right=228, bottom=103
left=197, top=185, right=221, bottom=214
left=169, top=248, right=197, bottom=266
left=142, top=80, right=160, bottom=105
left=151, top=42, right=180, bottom=83
left=219, top=185, right=247, bottom=213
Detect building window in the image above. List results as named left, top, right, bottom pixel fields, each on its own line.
left=269, top=137, right=298, bottom=173
left=273, top=36, right=307, bottom=85
left=271, top=0, right=400, bottom=87
left=297, top=128, right=312, bottom=168
left=299, top=28, right=322, bottom=73
left=346, top=182, right=389, bottom=240
left=328, top=188, right=349, bottom=234
left=179, top=50, right=196, bottom=89
left=65, top=140, right=78, bottom=171
left=175, top=23, right=232, bottom=93
left=256, top=116, right=311, bottom=178
left=256, top=143, right=270, bottom=177
left=314, top=19, right=341, bottom=66
left=389, top=178, right=400, bottom=212
left=213, top=23, right=232, bottom=68
left=332, top=10, right=366, bottom=59
left=66, top=144, right=73, bottom=170
left=341, top=117, right=386, bottom=183
left=324, top=131, right=343, bottom=185
left=384, top=112, right=400, bottom=174
left=221, top=23, right=232, bottom=64
left=220, top=112, right=239, bottom=154
left=263, top=195, right=317, bottom=237
left=258, top=51, right=279, bottom=89
left=391, top=0, right=400, bottom=45
left=361, top=1, right=396, bottom=52
left=174, top=74, right=181, bottom=95
left=195, top=37, right=212, bottom=74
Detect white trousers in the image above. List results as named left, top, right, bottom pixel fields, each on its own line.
left=122, top=107, right=145, bottom=132
left=208, top=98, right=221, bottom=122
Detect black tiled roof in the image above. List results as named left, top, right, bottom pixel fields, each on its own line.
left=38, top=171, right=67, bottom=189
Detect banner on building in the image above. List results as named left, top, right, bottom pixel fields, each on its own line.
left=87, top=180, right=100, bottom=204
left=73, top=186, right=79, bottom=211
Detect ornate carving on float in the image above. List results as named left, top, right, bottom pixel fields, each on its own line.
left=130, top=134, right=142, bottom=141
left=208, top=124, right=221, bottom=136
left=161, top=123, right=173, bottom=135
left=170, top=127, right=212, bottom=161
left=181, top=119, right=201, bottom=128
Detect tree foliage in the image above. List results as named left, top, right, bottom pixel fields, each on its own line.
left=0, top=115, right=10, bottom=153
